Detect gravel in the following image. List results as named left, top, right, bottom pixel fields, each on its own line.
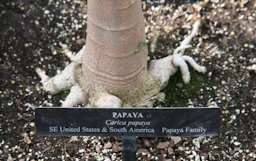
left=0, top=0, right=255, bottom=160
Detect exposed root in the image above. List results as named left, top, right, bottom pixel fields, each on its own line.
left=63, top=44, right=85, bottom=63
left=35, top=68, right=49, bottom=82
left=61, top=84, right=87, bottom=107
left=148, top=56, right=177, bottom=87
left=36, top=46, right=85, bottom=96
left=94, top=94, right=123, bottom=108
left=60, top=44, right=85, bottom=63
left=172, top=54, right=190, bottom=84
left=175, top=19, right=201, bottom=55
left=246, top=64, right=256, bottom=71
left=149, top=19, right=206, bottom=85
left=173, top=45, right=191, bottom=55
left=36, top=63, right=76, bottom=94
left=182, top=55, right=206, bottom=73
left=150, top=30, right=160, bottom=53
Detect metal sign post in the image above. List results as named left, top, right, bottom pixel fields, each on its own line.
left=36, top=107, right=221, bottom=161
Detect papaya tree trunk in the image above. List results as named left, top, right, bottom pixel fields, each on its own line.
left=82, top=0, right=148, bottom=92
left=36, top=0, right=206, bottom=107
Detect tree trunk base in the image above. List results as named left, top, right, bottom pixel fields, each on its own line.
left=75, top=64, right=162, bottom=107
left=36, top=20, right=206, bottom=108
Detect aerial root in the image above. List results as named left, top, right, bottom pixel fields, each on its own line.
left=94, top=94, right=123, bottom=108
left=61, top=84, right=87, bottom=107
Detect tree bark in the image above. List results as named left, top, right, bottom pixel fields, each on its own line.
left=82, top=0, right=148, bottom=92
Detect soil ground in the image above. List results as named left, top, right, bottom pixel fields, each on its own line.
left=0, top=0, right=255, bottom=160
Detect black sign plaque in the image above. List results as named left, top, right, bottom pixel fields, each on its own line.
left=35, top=107, right=220, bottom=137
